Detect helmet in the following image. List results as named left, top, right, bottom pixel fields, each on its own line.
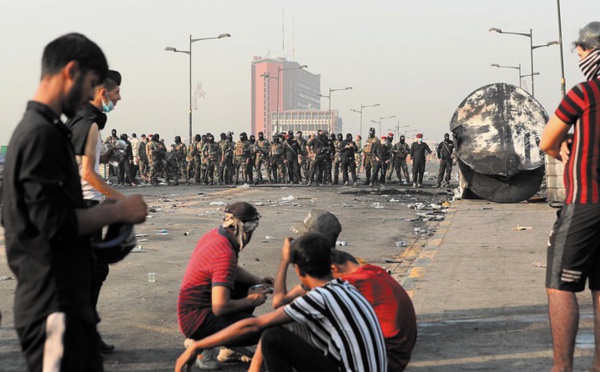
left=576, top=22, right=600, bottom=50
left=329, top=133, right=336, bottom=141
left=220, top=133, right=226, bottom=140
left=92, top=223, right=137, bottom=264
left=194, top=134, right=201, bottom=142
left=345, top=133, right=352, bottom=140
left=175, top=135, right=181, bottom=143
left=337, top=133, right=343, bottom=141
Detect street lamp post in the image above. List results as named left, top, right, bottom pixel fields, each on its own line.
left=275, top=64, right=307, bottom=135
left=371, top=115, right=396, bottom=136
left=490, top=63, right=522, bottom=87
left=388, top=122, right=409, bottom=140
left=318, top=87, right=352, bottom=133
left=556, top=0, right=566, bottom=97
left=350, top=104, right=380, bottom=139
left=164, top=33, right=230, bottom=144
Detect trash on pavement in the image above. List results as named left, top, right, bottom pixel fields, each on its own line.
left=209, top=201, right=227, bottom=206
left=336, top=240, right=348, bottom=246
left=131, top=245, right=145, bottom=253
left=514, top=225, right=534, bottom=231
left=395, top=241, right=407, bottom=247
left=281, top=195, right=295, bottom=201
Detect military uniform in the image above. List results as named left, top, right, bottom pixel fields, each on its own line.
left=194, top=140, right=204, bottom=184
left=379, top=139, right=392, bottom=184
left=202, top=141, right=222, bottom=184
left=269, top=140, right=285, bottom=183
left=255, top=138, right=271, bottom=183
left=148, top=140, right=159, bottom=185
left=221, top=140, right=234, bottom=184
left=173, top=142, right=187, bottom=185
left=340, top=138, right=358, bottom=186
left=363, top=135, right=382, bottom=186
left=306, top=134, right=327, bottom=186
left=410, top=139, right=432, bottom=187
left=233, top=139, right=252, bottom=184
left=390, top=141, right=411, bottom=184
left=283, top=137, right=301, bottom=184
left=138, top=139, right=149, bottom=182
left=436, top=137, right=455, bottom=187
left=296, top=135, right=308, bottom=181
left=333, top=138, right=343, bottom=184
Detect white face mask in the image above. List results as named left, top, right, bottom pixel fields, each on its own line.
left=417, top=138, right=422, bottom=143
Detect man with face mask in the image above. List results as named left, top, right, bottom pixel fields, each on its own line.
left=283, top=131, right=301, bottom=184
left=306, top=130, right=327, bottom=186
left=540, top=21, right=600, bottom=372
left=202, top=133, right=222, bottom=185
left=177, top=202, right=273, bottom=370
left=391, top=135, right=411, bottom=184
left=217, top=133, right=227, bottom=184
left=270, top=135, right=286, bottom=183
left=333, top=133, right=344, bottom=185
left=222, top=133, right=235, bottom=184
left=436, top=133, right=454, bottom=188
left=234, top=132, right=252, bottom=184
left=187, top=134, right=201, bottom=184
left=172, top=136, right=187, bottom=186
left=255, top=132, right=271, bottom=184
left=379, top=134, right=393, bottom=186
left=362, top=127, right=383, bottom=187
left=296, top=131, right=308, bottom=182
left=410, top=134, right=432, bottom=188
left=340, top=133, right=359, bottom=186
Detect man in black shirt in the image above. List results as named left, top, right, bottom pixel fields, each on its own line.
left=410, top=133, right=432, bottom=188
left=340, top=133, right=359, bottom=186
left=436, top=133, right=455, bottom=188
left=2, top=33, right=148, bottom=372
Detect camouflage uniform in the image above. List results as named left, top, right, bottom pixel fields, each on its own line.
left=379, top=138, right=392, bottom=184
left=333, top=135, right=343, bottom=184
left=296, top=134, right=308, bottom=182
left=194, top=140, right=204, bottom=184
left=221, top=138, right=234, bottom=184
left=269, top=138, right=286, bottom=183
left=255, top=137, right=271, bottom=183
left=202, top=140, right=222, bottom=184
left=233, top=136, right=252, bottom=184
left=148, top=139, right=160, bottom=185
left=390, top=141, right=411, bottom=184
left=138, top=138, right=149, bottom=182
left=173, top=140, right=187, bottom=185
left=363, top=132, right=382, bottom=186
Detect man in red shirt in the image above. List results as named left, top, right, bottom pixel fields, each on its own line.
left=177, top=202, right=273, bottom=369
left=540, top=21, right=600, bottom=371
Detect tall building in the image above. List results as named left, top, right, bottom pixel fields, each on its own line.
left=269, top=110, right=343, bottom=135
left=251, top=57, right=323, bottom=138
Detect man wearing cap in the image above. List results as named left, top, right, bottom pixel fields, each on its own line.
left=177, top=202, right=273, bottom=369
left=436, top=133, right=454, bottom=188
left=410, top=133, right=432, bottom=188
left=540, top=21, right=600, bottom=371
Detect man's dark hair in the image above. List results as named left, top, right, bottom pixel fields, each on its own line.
left=103, top=70, right=121, bottom=92
left=42, top=33, right=108, bottom=83
left=225, top=202, right=259, bottom=222
left=331, top=250, right=359, bottom=265
left=290, top=232, right=332, bottom=278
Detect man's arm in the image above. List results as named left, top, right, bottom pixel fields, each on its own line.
left=175, top=307, right=292, bottom=372
left=211, top=285, right=269, bottom=317
left=236, top=266, right=273, bottom=286
left=272, top=238, right=306, bottom=308
left=75, top=195, right=147, bottom=236
left=540, top=114, right=571, bottom=162
left=81, top=124, right=124, bottom=200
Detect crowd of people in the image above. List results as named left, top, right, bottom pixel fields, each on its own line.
left=105, top=126, right=454, bottom=189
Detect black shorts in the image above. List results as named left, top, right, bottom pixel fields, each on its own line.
left=16, top=312, right=103, bottom=372
left=546, top=203, right=600, bottom=291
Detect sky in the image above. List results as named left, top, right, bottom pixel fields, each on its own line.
left=1, top=0, right=598, bottom=146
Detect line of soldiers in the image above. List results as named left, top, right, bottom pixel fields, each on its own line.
left=107, top=127, right=438, bottom=188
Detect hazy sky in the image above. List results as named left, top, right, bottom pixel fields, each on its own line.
left=1, top=0, right=598, bottom=146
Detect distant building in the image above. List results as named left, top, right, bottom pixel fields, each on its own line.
left=252, top=57, right=340, bottom=138
left=268, top=110, right=343, bottom=136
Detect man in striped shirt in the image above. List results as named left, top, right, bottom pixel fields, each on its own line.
left=175, top=232, right=387, bottom=372
left=540, top=21, right=600, bottom=372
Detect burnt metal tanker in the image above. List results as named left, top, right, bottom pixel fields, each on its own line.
left=450, top=83, right=548, bottom=203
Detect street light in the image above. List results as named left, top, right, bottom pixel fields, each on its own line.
left=387, top=122, right=409, bottom=140
left=276, top=64, right=308, bottom=135
left=318, top=87, right=352, bottom=133
left=164, top=33, right=230, bottom=144
left=490, top=63, right=522, bottom=87
left=371, top=115, right=396, bottom=136
left=350, top=103, right=380, bottom=139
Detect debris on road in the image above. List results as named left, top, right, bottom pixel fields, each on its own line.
left=209, top=201, right=227, bottom=206
left=281, top=195, right=295, bottom=201
left=514, top=225, right=534, bottom=231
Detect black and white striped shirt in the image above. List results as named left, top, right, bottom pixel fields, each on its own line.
left=284, top=279, right=387, bottom=371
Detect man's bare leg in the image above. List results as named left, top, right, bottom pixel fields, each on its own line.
left=248, top=339, right=263, bottom=372
left=591, top=290, right=600, bottom=372
left=547, top=288, right=579, bottom=372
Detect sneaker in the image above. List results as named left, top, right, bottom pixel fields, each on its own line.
left=413, top=182, right=417, bottom=188
left=100, top=339, right=115, bottom=354
left=353, top=181, right=358, bottom=187
left=196, top=349, right=221, bottom=370
left=217, top=346, right=252, bottom=363
left=343, top=181, right=349, bottom=186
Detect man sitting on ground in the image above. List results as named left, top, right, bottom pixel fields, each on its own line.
left=175, top=232, right=387, bottom=372
left=177, top=202, right=273, bottom=370
left=268, top=210, right=417, bottom=371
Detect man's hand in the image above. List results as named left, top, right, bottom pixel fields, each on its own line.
left=118, top=195, right=148, bottom=224
left=559, top=136, right=573, bottom=164
left=175, top=344, right=199, bottom=372
left=281, top=238, right=293, bottom=264
left=246, top=292, right=267, bottom=307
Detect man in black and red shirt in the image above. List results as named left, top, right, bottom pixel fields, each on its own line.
left=540, top=21, right=600, bottom=371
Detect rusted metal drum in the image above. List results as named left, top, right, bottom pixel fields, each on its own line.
left=450, top=83, right=548, bottom=203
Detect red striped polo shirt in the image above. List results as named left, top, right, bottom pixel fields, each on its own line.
left=177, top=227, right=238, bottom=337
left=555, top=79, right=600, bottom=204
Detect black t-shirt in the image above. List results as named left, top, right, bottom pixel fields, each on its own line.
left=2, top=101, right=96, bottom=328
left=65, top=102, right=106, bottom=156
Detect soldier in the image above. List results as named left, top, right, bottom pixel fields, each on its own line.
left=306, top=130, right=328, bottom=186
left=390, top=135, right=411, bottom=184
left=410, top=133, right=432, bottom=188
left=255, top=131, right=270, bottom=184
left=222, top=133, right=235, bottom=184
left=248, top=135, right=257, bottom=183
left=117, top=133, right=134, bottom=186
left=362, top=128, right=383, bottom=187
left=188, top=134, right=200, bottom=184
left=202, top=133, right=222, bottom=185
left=157, top=137, right=171, bottom=185
left=355, top=134, right=363, bottom=178
left=333, top=133, right=344, bottom=185
left=173, top=135, right=187, bottom=186
left=379, top=134, right=393, bottom=185
left=436, top=133, right=455, bottom=188
left=138, top=134, right=149, bottom=183
left=148, top=133, right=160, bottom=185
left=296, top=131, right=308, bottom=182
left=233, top=132, right=252, bottom=184
left=340, top=133, right=359, bottom=186
left=105, top=128, right=119, bottom=177
left=193, top=134, right=204, bottom=184
left=130, top=133, right=140, bottom=182
left=217, top=133, right=227, bottom=184
left=270, top=134, right=286, bottom=183
left=283, top=131, right=301, bottom=184
left=322, top=132, right=335, bottom=185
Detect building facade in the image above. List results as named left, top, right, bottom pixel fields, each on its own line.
left=251, top=57, right=324, bottom=138
left=268, top=110, right=343, bottom=136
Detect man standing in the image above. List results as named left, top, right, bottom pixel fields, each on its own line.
left=363, top=127, right=383, bottom=187
left=306, top=130, right=327, bottom=186
left=177, top=202, right=272, bottom=369
left=2, top=33, right=147, bottom=372
left=436, top=133, right=454, bottom=188
left=254, top=131, right=270, bottom=184
left=410, top=133, right=431, bottom=188
left=138, top=134, right=149, bottom=183
left=173, top=135, right=187, bottom=186
left=283, top=132, right=301, bottom=184
left=540, top=21, right=600, bottom=372
left=390, top=135, right=411, bottom=184
left=296, top=131, right=308, bottom=182
left=202, top=133, right=221, bottom=185
left=269, top=135, right=286, bottom=184
left=340, top=133, right=359, bottom=186
left=379, top=134, right=393, bottom=186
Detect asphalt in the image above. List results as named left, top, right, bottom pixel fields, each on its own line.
left=404, top=199, right=596, bottom=372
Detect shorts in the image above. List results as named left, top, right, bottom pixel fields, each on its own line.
left=16, top=312, right=103, bottom=372
left=546, top=203, right=600, bottom=291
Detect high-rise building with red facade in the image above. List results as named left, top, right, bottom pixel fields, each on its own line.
left=251, top=57, right=322, bottom=137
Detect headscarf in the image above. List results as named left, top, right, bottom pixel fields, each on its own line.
left=579, top=48, right=600, bottom=81
left=222, top=212, right=260, bottom=249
